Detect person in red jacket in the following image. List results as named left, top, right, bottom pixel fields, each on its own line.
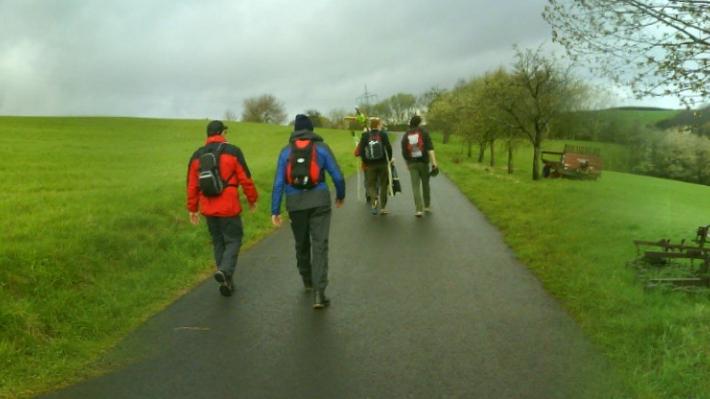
left=187, top=120, right=258, bottom=297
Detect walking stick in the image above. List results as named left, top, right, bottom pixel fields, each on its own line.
left=351, top=131, right=364, bottom=202
left=385, top=148, right=394, bottom=197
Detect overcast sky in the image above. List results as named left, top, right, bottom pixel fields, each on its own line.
left=0, top=0, right=680, bottom=121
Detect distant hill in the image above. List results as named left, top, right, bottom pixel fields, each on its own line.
left=655, top=105, right=710, bottom=132
left=606, top=106, right=677, bottom=112
left=582, top=107, right=680, bottom=133
left=550, top=107, right=680, bottom=144
left=593, top=107, right=679, bottom=125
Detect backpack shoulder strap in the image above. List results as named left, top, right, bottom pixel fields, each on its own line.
left=224, top=144, right=252, bottom=179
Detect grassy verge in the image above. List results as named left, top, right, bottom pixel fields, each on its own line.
left=0, top=117, right=355, bottom=398
left=437, top=134, right=710, bottom=399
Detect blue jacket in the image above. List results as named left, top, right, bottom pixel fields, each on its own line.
left=271, top=130, right=346, bottom=215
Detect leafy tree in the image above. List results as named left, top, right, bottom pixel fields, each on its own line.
left=369, top=100, right=393, bottom=125
left=241, top=94, right=287, bottom=124
left=304, top=109, right=326, bottom=128
left=455, top=80, right=488, bottom=161
left=327, top=108, right=348, bottom=129
left=501, top=47, right=582, bottom=180
left=425, top=81, right=482, bottom=158
left=387, top=93, right=418, bottom=125
left=481, top=68, right=527, bottom=173
left=426, top=91, right=457, bottom=144
left=630, top=127, right=664, bottom=176
left=629, top=128, right=710, bottom=185
left=543, top=0, right=710, bottom=106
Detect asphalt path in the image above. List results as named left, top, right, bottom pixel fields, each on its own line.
left=41, top=139, right=622, bottom=399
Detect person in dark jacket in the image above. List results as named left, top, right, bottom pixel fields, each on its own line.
left=401, top=115, right=437, bottom=217
left=271, top=114, right=346, bottom=309
left=187, top=120, right=258, bottom=296
left=354, top=118, right=393, bottom=215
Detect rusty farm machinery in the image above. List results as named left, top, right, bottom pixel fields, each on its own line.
left=542, top=144, right=603, bottom=180
left=632, top=225, right=710, bottom=289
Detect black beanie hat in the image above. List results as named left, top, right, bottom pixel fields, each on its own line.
left=409, top=115, right=422, bottom=128
left=294, top=114, right=314, bottom=131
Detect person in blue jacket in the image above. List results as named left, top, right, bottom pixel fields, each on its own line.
left=271, top=114, right=346, bottom=309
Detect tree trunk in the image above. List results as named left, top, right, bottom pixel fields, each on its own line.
left=443, top=131, right=451, bottom=144
left=532, top=127, right=544, bottom=180
left=507, top=142, right=514, bottom=174
left=532, top=143, right=541, bottom=180
left=467, top=142, right=472, bottom=158
left=489, top=139, right=496, bottom=167
left=477, top=143, right=485, bottom=163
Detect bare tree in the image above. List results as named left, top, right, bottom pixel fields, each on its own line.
left=241, top=94, right=287, bottom=124
left=224, top=109, right=237, bottom=121
left=543, top=0, right=710, bottom=106
left=327, top=108, right=348, bottom=129
left=418, top=86, right=447, bottom=114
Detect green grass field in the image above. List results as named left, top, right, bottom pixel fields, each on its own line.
left=2, top=115, right=707, bottom=398
left=437, top=135, right=710, bottom=399
left=599, top=107, right=679, bottom=125
left=0, top=117, right=356, bottom=398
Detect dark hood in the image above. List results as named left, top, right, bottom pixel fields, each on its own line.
left=289, top=129, right=324, bottom=143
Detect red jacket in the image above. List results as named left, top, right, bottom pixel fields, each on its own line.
left=187, top=135, right=258, bottom=217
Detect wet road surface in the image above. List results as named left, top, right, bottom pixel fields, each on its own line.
left=41, top=141, right=621, bottom=399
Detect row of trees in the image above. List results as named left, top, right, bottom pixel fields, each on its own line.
left=224, top=91, right=434, bottom=130
left=631, top=130, right=710, bottom=185
left=426, top=47, right=588, bottom=180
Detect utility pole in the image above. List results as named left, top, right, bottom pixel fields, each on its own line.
left=356, top=84, right=377, bottom=110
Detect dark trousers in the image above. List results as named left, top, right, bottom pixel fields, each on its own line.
left=365, top=163, right=389, bottom=209
left=205, top=215, right=244, bottom=277
left=288, top=206, right=332, bottom=291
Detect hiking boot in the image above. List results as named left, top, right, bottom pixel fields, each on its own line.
left=219, top=281, right=234, bottom=297
left=370, top=199, right=379, bottom=215
left=415, top=211, right=423, bottom=217
left=313, top=290, right=330, bottom=309
left=380, top=208, right=389, bottom=215
left=424, top=207, right=432, bottom=213
left=214, top=270, right=233, bottom=297
left=214, top=270, right=227, bottom=284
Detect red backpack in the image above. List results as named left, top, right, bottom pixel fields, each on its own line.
left=286, top=139, right=321, bottom=189
left=405, top=129, right=425, bottom=159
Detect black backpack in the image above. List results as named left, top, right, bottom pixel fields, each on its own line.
left=286, top=139, right=320, bottom=189
left=198, top=143, right=233, bottom=196
left=363, top=131, right=385, bottom=161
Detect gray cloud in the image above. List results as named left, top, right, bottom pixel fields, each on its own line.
left=1, top=0, right=560, bottom=119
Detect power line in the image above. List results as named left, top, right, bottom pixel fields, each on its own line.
left=356, top=84, right=377, bottom=107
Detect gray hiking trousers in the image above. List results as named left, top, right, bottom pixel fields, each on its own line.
left=288, top=205, right=332, bottom=291
left=205, top=215, right=244, bottom=277
left=407, top=162, right=431, bottom=212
